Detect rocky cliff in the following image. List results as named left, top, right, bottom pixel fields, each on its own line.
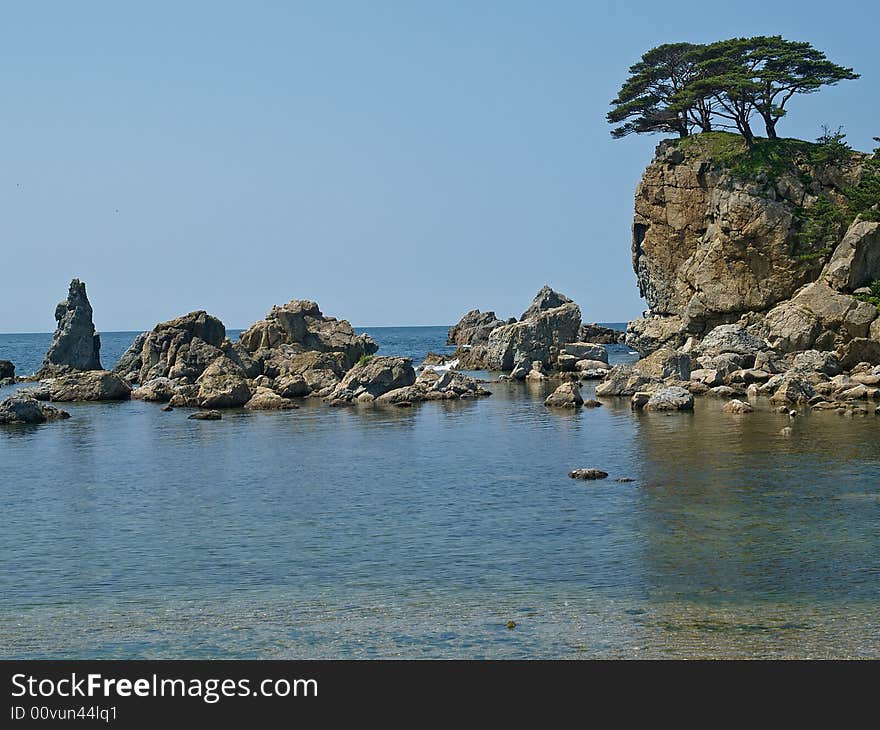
left=628, top=132, right=880, bottom=353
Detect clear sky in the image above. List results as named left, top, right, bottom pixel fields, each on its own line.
left=1, top=1, right=877, bottom=332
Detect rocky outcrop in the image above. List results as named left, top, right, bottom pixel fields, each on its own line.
left=447, top=310, right=509, bottom=345
left=632, top=136, right=866, bottom=334
left=195, top=358, right=252, bottom=408
left=0, top=361, right=14, bottom=380
left=0, top=394, right=70, bottom=424
left=38, top=279, right=102, bottom=376
left=239, top=299, right=376, bottom=370
left=520, top=285, right=573, bottom=320
left=48, top=371, right=131, bottom=402
left=114, top=311, right=227, bottom=384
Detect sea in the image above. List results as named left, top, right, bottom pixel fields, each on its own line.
left=1, top=325, right=878, bottom=658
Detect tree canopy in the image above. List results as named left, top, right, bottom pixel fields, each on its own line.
left=609, top=36, right=859, bottom=144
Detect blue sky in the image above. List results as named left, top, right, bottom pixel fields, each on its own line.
left=1, top=1, right=877, bottom=332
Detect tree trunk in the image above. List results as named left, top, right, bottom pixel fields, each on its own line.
left=763, top=116, right=778, bottom=140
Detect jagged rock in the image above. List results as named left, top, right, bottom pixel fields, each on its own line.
left=578, top=323, right=624, bottom=344
left=634, top=347, right=691, bottom=380
left=0, top=394, right=70, bottom=424
left=722, top=399, right=754, bottom=414
left=544, top=382, right=583, bottom=408
left=447, top=310, right=508, bottom=346
left=632, top=137, right=864, bottom=332
left=525, top=362, right=547, bottom=381
left=595, top=365, right=662, bottom=397
left=0, top=361, right=14, bottom=380
left=115, top=311, right=226, bottom=384
left=625, top=315, right=685, bottom=355
left=486, top=299, right=581, bottom=370
left=325, top=356, right=416, bottom=404
left=837, top=338, right=880, bottom=370
left=239, top=299, right=376, bottom=369
left=48, top=371, right=131, bottom=402
left=521, top=285, right=573, bottom=320
left=196, top=357, right=252, bottom=408
left=244, top=387, right=299, bottom=410
left=643, top=385, right=694, bottom=412
left=822, top=220, right=880, bottom=292
left=38, top=279, right=102, bottom=376
left=762, top=282, right=877, bottom=353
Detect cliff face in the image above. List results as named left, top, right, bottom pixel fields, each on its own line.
left=632, top=133, right=869, bottom=335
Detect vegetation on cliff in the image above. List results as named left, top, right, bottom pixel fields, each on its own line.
left=609, top=36, right=858, bottom=144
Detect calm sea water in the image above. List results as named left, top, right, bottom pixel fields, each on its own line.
left=1, top=325, right=879, bottom=659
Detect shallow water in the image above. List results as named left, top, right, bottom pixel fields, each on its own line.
left=1, top=326, right=879, bottom=658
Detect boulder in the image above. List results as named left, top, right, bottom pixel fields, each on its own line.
left=625, top=315, right=685, bottom=355
left=131, top=377, right=178, bottom=402
left=560, top=342, right=608, bottom=363
left=837, top=338, right=880, bottom=370
left=544, top=382, right=584, bottom=408
left=762, top=282, right=877, bottom=353
left=38, top=279, right=102, bottom=376
left=643, top=386, right=694, bottom=412
left=769, top=377, right=815, bottom=405
left=447, top=310, right=508, bottom=345
left=325, top=356, right=416, bottom=404
left=634, top=347, right=691, bottom=380
left=689, top=368, right=724, bottom=387
left=696, top=324, right=765, bottom=358
left=0, top=394, right=70, bottom=424
left=595, top=365, right=662, bottom=397
left=195, top=357, right=252, bottom=408
left=790, top=350, right=841, bottom=376
left=48, top=371, right=131, bottom=402
left=822, top=220, right=880, bottom=292
left=722, top=399, right=754, bottom=414
left=244, top=387, right=299, bottom=410
left=0, top=360, right=14, bottom=380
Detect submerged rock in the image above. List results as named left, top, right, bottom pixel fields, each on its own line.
left=38, top=279, right=102, bottom=376
left=569, top=468, right=609, bottom=480
left=188, top=410, right=222, bottom=420
left=721, top=399, right=754, bottom=414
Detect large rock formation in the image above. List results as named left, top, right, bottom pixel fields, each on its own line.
left=325, top=356, right=416, bottom=404
left=485, top=298, right=581, bottom=371
left=39, top=279, right=102, bottom=376
left=631, top=135, right=870, bottom=337
left=48, top=371, right=131, bottom=402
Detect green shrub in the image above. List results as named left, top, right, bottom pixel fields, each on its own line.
left=854, top=280, right=880, bottom=308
